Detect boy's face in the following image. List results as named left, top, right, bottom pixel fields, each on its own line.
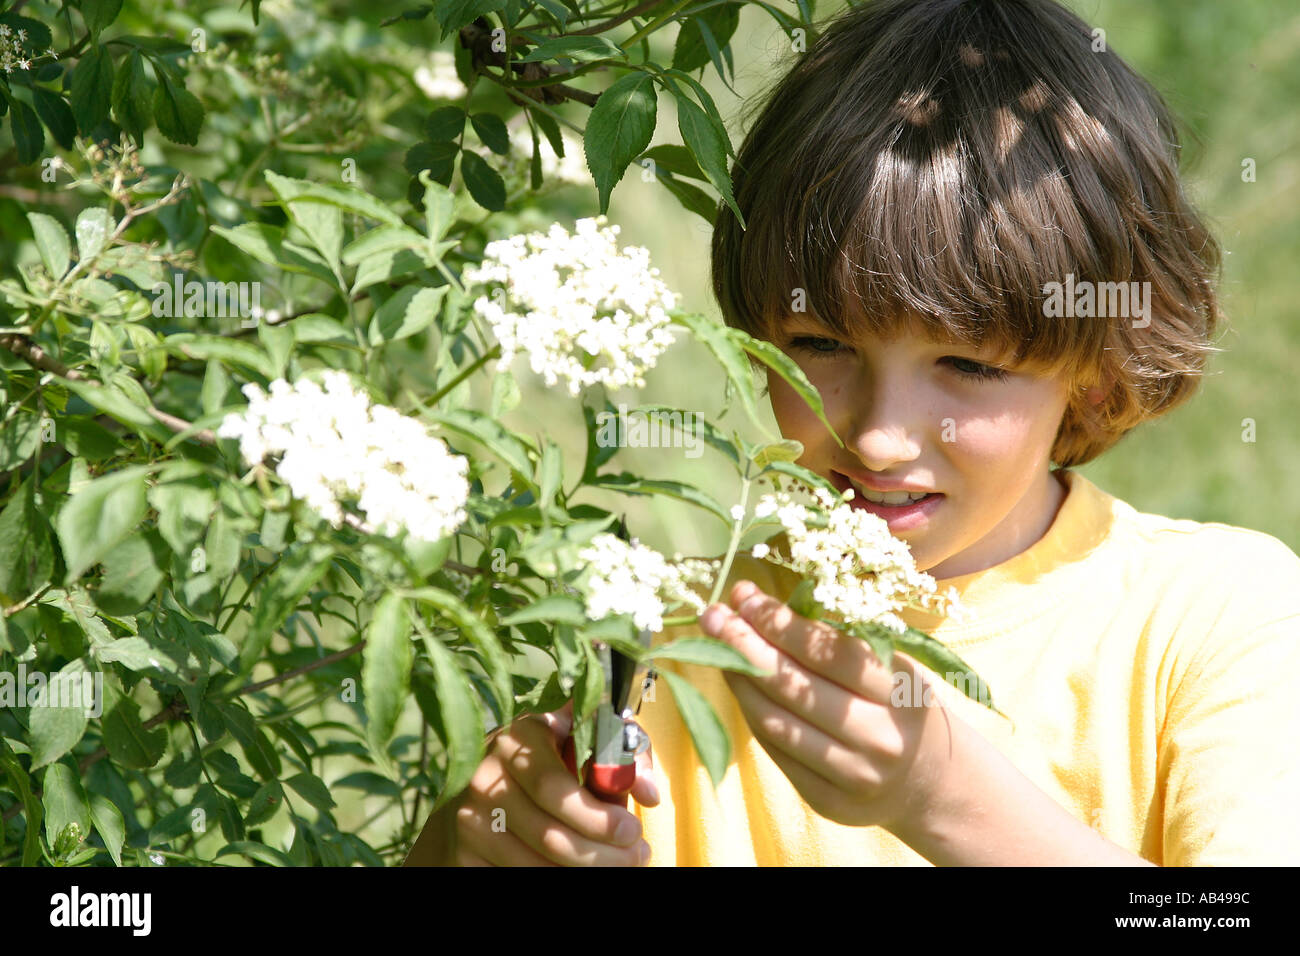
left=766, top=315, right=1073, bottom=578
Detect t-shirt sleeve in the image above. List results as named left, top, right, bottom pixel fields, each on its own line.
left=1158, top=600, right=1300, bottom=865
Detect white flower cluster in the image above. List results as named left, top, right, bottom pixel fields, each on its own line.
left=505, top=124, right=592, bottom=187
left=217, top=371, right=471, bottom=542
left=414, top=49, right=468, bottom=100
left=577, top=533, right=721, bottom=634
left=751, top=482, right=962, bottom=634
left=460, top=216, right=681, bottom=396
left=0, top=23, right=45, bottom=74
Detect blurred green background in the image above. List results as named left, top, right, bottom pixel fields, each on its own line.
left=506, top=0, right=1300, bottom=564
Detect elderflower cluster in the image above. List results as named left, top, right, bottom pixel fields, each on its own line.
left=0, top=23, right=43, bottom=73
left=217, top=371, right=470, bottom=542
left=751, top=483, right=962, bottom=634
left=461, top=217, right=681, bottom=396
left=577, top=533, right=721, bottom=634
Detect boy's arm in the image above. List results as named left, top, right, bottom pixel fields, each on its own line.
left=884, top=713, right=1155, bottom=866
left=702, top=581, right=1155, bottom=866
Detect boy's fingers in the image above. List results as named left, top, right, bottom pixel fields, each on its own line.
left=630, top=734, right=661, bottom=807
left=539, top=699, right=575, bottom=742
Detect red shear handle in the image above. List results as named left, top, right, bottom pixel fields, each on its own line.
left=560, top=735, right=635, bottom=808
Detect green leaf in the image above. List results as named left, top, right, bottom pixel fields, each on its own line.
left=460, top=151, right=505, bottom=212
left=94, top=532, right=164, bottom=615
left=368, top=285, right=447, bottom=345
left=69, top=45, right=115, bottom=134
left=670, top=85, right=744, bottom=228
left=420, top=170, right=457, bottom=241
left=27, top=212, right=72, bottom=280
left=0, top=739, right=43, bottom=865
left=214, top=701, right=281, bottom=781
left=28, top=659, right=94, bottom=770
left=239, top=543, right=334, bottom=677
left=428, top=406, right=535, bottom=477
left=498, top=593, right=587, bottom=627
left=588, top=472, right=732, bottom=527
left=425, top=106, right=466, bottom=142
left=750, top=438, right=804, bottom=468
left=669, top=311, right=767, bottom=433
left=651, top=637, right=771, bottom=677
left=32, top=87, right=77, bottom=151
left=470, top=112, right=510, bottom=155
left=640, top=143, right=708, bottom=181
left=75, top=206, right=114, bottom=261
left=517, top=34, right=627, bottom=64
left=661, top=670, right=730, bottom=786
left=42, top=762, right=91, bottom=851
left=407, top=586, right=514, bottom=727
left=671, top=5, right=740, bottom=74
left=0, top=408, right=42, bottom=471
left=7, top=99, right=44, bottom=164
left=83, top=0, right=126, bottom=37
left=434, top=0, right=507, bottom=42
left=786, top=577, right=821, bottom=621
left=88, top=792, right=125, bottom=866
left=149, top=477, right=215, bottom=554
left=210, top=223, right=337, bottom=286
left=101, top=684, right=166, bottom=769
left=0, top=477, right=55, bottom=602
left=735, top=332, right=844, bottom=450
left=54, top=465, right=149, bottom=582
left=892, top=626, right=1003, bottom=715
left=264, top=170, right=405, bottom=227
left=419, top=630, right=485, bottom=811
left=284, top=771, right=337, bottom=812
left=584, top=71, right=657, bottom=214
left=341, top=224, right=427, bottom=265
left=161, top=332, right=274, bottom=378
left=152, top=71, right=203, bottom=146
left=216, top=841, right=294, bottom=867
left=111, top=49, right=153, bottom=144
left=363, top=593, right=413, bottom=759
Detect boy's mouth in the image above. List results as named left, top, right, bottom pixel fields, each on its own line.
left=829, top=471, right=945, bottom=530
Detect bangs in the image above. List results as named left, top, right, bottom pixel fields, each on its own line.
left=716, top=0, right=1186, bottom=384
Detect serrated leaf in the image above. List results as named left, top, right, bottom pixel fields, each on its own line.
left=152, top=72, right=203, bottom=145
left=42, top=762, right=91, bottom=851
left=284, top=772, right=337, bottom=812
left=735, top=331, right=845, bottom=451
left=88, top=792, right=125, bottom=866
left=367, top=285, right=446, bottom=345
left=584, top=71, right=657, bottom=214
left=32, top=87, right=77, bottom=150
left=83, top=0, right=126, bottom=36
left=363, top=593, right=412, bottom=759
left=460, top=150, right=505, bottom=212
left=27, top=212, right=71, bottom=281
left=239, top=543, right=334, bottom=677
left=469, top=112, right=510, bottom=154
left=661, top=670, right=730, bottom=786
left=650, top=637, right=771, bottom=677
left=28, top=659, right=94, bottom=769
left=54, top=465, right=149, bottom=582
left=419, top=630, right=485, bottom=811
left=892, top=626, right=1002, bottom=714
left=669, top=84, right=743, bottom=226
left=69, top=45, right=114, bottom=134
left=111, top=49, right=153, bottom=144
left=75, top=206, right=114, bottom=261
left=7, top=100, right=43, bottom=164
left=407, top=586, right=514, bottom=727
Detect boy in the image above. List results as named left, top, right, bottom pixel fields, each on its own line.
left=405, top=0, right=1300, bottom=865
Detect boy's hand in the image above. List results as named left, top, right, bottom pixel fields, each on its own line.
left=448, top=700, right=659, bottom=866
left=699, top=580, right=957, bottom=835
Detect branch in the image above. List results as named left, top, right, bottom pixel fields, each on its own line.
left=0, top=332, right=217, bottom=445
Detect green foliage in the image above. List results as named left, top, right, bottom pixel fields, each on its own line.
left=0, top=0, right=853, bottom=868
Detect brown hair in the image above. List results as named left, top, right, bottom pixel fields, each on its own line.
left=711, top=0, right=1222, bottom=467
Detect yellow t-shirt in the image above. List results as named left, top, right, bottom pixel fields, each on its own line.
left=632, top=469, right=1300, bottom=865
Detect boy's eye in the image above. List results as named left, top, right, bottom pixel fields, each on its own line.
left=787, top=335, right=847, bottom=358
left=943, top=356, right=1011, bottom=382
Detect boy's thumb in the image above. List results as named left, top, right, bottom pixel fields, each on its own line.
left=631, top=733, right=661, bottom=807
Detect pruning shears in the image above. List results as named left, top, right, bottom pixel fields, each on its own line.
left=560, top=516, right=656, bottom=807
